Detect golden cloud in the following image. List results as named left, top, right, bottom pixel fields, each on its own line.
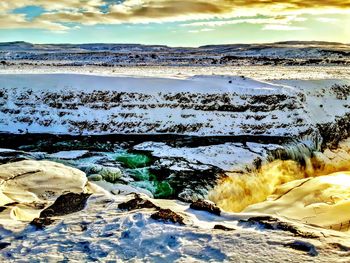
left=0, top=0, right=349, bottom=30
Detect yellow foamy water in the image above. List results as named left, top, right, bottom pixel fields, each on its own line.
left=209, top=138, right=350, bottom=231
left=245, top=172, right=350, bottom=231
left=208, top=160, right=310, bottom=213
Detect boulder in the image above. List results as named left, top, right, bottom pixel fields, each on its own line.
left=0, top=160, right=92, bottom=228
left=151, top=208, right=185, bottom=225
left=190, top=200, right=221, bottom=216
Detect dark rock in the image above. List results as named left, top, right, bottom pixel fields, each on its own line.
left=240, top=216, right=319, bottom=238
left=213, top=225, right=235, bottom=231
left=151, top=209, right=185, bottom=225
left=0, top=242, right=10, bottom=250
left=30, top=217, right=55, bottom=229
left=327, top=243, right=350, bottom=252
left=118, top=195, right=159, bottom=211
left=284, top=241, right=318, bottom=256
left=40, top=193, right=91, bottom=217
left=317, top=112, right=350, bottom=148
left=331, top=84, right=350, bottom=100
left=190, top=200, right=221, bottom=216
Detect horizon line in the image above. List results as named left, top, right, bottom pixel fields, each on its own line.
left=1, top=40, right=349, bottom=49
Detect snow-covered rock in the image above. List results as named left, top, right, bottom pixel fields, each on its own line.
left=0, top=74, right=327, bottom=138
left=0, top=160, right=97, bottom=229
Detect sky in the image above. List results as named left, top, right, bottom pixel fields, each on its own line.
left=0, top=0, right=349, bottom=46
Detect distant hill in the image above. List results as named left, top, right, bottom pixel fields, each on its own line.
left=0, top=41, right=348, bottom=52
left=0, top=41, right=349, bottom=66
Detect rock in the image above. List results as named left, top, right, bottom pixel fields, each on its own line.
left=80, top=164, right=122, bottom=183
left=240, top=216, right=319, bottom=239
left=284, top=241, right=318, bottom=257
left=213, top=225, right=235, bottom=231
left=99, top=166, right=122, bottom=183
left=87, top=174, right=103, bottom=181
left=0, top=242, right=10, bottom=250
left=30, top=217, right=55, bottom=229
left=0, top=160, right=88, bottom=206
left=118, top=195, right=159, bottom=211
left=79, top=163, right=105, bottom=175
left=40, top=193, right=91, bottom=217
left=190, top=200, right=221, bottom=216
left=327, top=243, right=350, bottom=252
left=0, top=160, right=94, bottom=229
left=151, top=209, right=185, bottom=225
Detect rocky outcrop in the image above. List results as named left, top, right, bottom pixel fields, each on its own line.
left=0, top=160, right=95, bottom=229
left=239, top=216, right=319, bottom=238
left=40, top=193, right=91, bottom=217
left=1, top=75, right=349, bottom=150
left=0, top=74, right=312, bottom=137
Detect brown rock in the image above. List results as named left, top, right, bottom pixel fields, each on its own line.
left=151, top=209, right=185, bottom=225
left=241, top=216, right=319, bottom=239
left=30, top=217, right=55, bottom=229
left=118, top=195, right=159, bottom=211
left=213, top=224, right=235, bottom=231
left=40, top=193, right=91, bottom=218
left=190, top=200, right=221, bottom=216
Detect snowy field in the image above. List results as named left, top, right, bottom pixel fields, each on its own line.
left=1, top=64, right=350, bottom=80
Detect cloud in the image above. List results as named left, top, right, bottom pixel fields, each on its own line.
left=262, top=24, right=306, bottom=31
left=0, top=0, right=349, bottom=30
left=188, top=28, right=214, bottom=33
left=0, top=0, right=103, bottom=30
left=182, top=15, right=307, bottom=27
left=0, top=0, right=104, bottom=13
left=316, top=17, right=338, bottom=23
left=0, top=13, right=68, bottom=31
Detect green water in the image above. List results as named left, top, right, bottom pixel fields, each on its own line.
left=127, top=166, right=174, bottom=198
left=116, top=153, right=152, bottom=168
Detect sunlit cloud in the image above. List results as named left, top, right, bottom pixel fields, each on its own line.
left=0, top=13, right=68, bottom=31
left=0, top=0, right=349, bottom=31
left=181, top=15, right=307, bottom=27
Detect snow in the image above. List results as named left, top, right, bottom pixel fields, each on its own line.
left=0, top=73, right=288, bottom=94
left=0, top=73, right=321, bottom=137
left=0, top=189, right=349, bottom=262
left=0, top=43, right=349, bottom=261
left=272, top=79, right=350, bottom=125
left=134, top=141, right=278, bottom=172
left=49, top=150, right=89, bottom=160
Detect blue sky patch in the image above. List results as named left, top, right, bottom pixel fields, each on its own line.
left=12, top=6, right=46, bottom=21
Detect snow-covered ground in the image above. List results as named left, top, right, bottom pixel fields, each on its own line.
left=1, top=160, right=350, bottom=262
left=1, top=65, right=350, bottom=80
left=0, top=64, right=350, bottom=262
left=0, top=73, right=349, bottom=140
